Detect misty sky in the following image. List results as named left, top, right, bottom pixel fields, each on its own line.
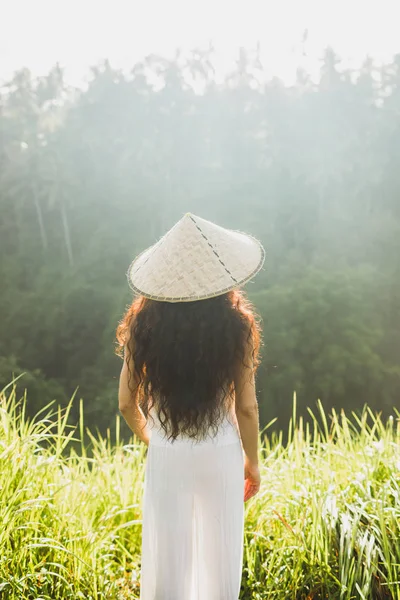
left=1, top=0, right=399, bottom=84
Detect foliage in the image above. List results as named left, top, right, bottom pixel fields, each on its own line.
left=252, top=266, right=400, bottom=430
left=0, top=48, right=400, bottom=431
left=0, top=356, right=67, bottom=416
left=2, top=385, right=400, bottom=599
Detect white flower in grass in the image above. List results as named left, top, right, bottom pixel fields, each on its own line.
left=372, top=439, right=384, bottom=453
left=322, top=494, right=338, bottom=523
left=36, top=455, right=56, bottom=467
left=340, top=512, right=352, bottom=535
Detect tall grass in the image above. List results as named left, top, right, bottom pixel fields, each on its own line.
left=1, top=382, right=400, bottom=599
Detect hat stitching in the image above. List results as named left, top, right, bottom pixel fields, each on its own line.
left=188, top=214, right=238, bottom=284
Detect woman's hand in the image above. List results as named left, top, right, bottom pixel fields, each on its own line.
left=244, top=456, right=261, bottom=502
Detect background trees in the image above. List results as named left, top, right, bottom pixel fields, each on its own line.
left=1, top=48, right=399, bottom=435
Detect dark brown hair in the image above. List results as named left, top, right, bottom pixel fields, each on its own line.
left=116, top=289, right=261, bottom=441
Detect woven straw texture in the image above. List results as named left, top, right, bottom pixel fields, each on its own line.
left=127, top=213, right=265, bottom=302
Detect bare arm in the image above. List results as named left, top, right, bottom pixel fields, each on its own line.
left=234, top=344, right=259, bottom=466
left=118, top=347, right=151, bottom=446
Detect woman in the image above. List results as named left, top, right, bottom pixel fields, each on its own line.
left=116, top=212, right=265, bottom=600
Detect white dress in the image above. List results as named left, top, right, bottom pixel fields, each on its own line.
left=140, top=402, right=245, bottom=600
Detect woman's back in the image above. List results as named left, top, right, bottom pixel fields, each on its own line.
left=147, top=398, right=240, bottom=447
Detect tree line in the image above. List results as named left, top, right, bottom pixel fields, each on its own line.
left=0, top=47, right=399, bottom=435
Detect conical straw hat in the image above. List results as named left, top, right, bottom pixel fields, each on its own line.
left=127, top=213, right=265, bottom=302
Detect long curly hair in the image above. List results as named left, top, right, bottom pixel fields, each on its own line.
left=116, top=289, right=261, bottom=442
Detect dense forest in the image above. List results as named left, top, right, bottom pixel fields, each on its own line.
left=1, top=46, right=399, bottom=435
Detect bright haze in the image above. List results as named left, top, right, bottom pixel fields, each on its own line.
left=1, top=0, right=399, bottom=84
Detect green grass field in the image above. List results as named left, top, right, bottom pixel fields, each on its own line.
left=1, top=381, right=400, bottom=599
